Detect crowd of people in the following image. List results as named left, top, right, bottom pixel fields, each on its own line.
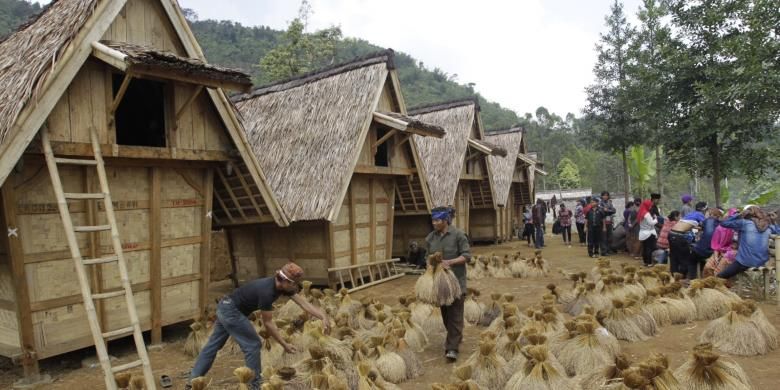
left=532, top=192, right=780, bottom=282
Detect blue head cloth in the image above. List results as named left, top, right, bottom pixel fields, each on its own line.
left=432, top=210, right=451, bottom=221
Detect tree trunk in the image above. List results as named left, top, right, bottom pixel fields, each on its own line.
left=655, top=144, right=663, bottom=196
left=622, top=147, right=630, bottom=205
left=711, top=137, right=722, bottom=208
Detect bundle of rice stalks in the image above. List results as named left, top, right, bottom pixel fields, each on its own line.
left=658, top=282, right=696, bottom=324
left=257, top=328, right=284, bottom=370
left=591, top=258, right=612, bottom=280
left=557, top=321, right=616, bottom=377
left=546, top=283, right=575, bottom=305
left=128, top=376, right=145, bottom=390
left=642, top=289, right=672, bottom=327
left=687, top=279, right=741, bottom=321
left=463, top=340, right=508, bottom=389
left=505, top=345, right=575, bottom=390
left=393, top=330, right=423, bottom=380
left=373, top=343, right=407, bottom=384
left=114, top=373, right=132, bottom=389
left=487, top=254, right=501, bottom=277
left=190, top=376, right=211, bottom=390
left=356, top=362, right=377, bottom=390
left=564, top=282, right=611, bottom=316
left=523, top=251, right=550, bottom=277
left=494, top=256, right=514, bottom=278
left=464, top=288, right=484, bottom=325
left=398, top=312, right=428, bottom=352
left=268, top=367, right=308, bottom=390
left=624, top=296, right=657, bottom=337
left=234, top=367, right=254, bottom=390
left=622, top=275, right=647, bottom=300
left=577, top=354, right=632, bottom=390
left=700, top=301, right=775, bottom=356
left=184, top=318, right=210, bottom=357
left=598, top=299, right=651, bottom=342
left=337, top=288, right=363, bottom=318
left=637, top=269, right=661, bottom=290
left=467, top=257, right=484, bottom=280
left=673, top=343, right=753, bottom=390
left=496, top=329, right=524, bottom=362
left=479, top=293, right=503, bottom=326
left=450, top=364, right=481, bottom=390
left=745, top=300, right=778, bottom=349
left=294, top=346, right=334, bottom=385
left=415, top=252, right=462, bottom=306
left=302, top=321, right=352, bottom=369
left=636, top=353, right=681, bottom=389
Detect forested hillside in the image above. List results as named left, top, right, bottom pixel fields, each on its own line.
left=0, top=0, right=39, bottom=37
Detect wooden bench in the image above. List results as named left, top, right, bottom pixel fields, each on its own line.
left=328, top=258, right=405, bottom=292
left=735, top=234, right=778, bottom=301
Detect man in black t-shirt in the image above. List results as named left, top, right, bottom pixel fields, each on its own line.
left=187, top=263, right=330, bottom=390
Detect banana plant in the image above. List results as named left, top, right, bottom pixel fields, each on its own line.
left=627, top=145, right=656, bottom=198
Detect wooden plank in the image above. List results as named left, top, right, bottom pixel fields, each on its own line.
left=216, top=168, right=246, bottom=219
left=126, top=0, right=146, bottom=44
left=68, top=69, right=95, bottom=143
left=149, top=168, right=161, bottom=344
left=406, top=176, right=419, bottom=209
left=353, top=165, right=416, bottom=176
left=84, top=167, right=106, bottom=332
left=29, top=141, right=234, bottom=162
left=348, top=183, right=357, bottom=267
left=199, top=169, right=214, bottom=316
left=386, top=181, right=395, bottom=260
left=395, top=181, right=406, bottom=212
left=325, top=222, right=335, bottom=270
left=348, top=274, right=405, bottom=293
left=230, top=162, right=262, bottom=217
left=0, top=182, right=39, bottom=376
left=369, top=179, right=376, bottom=262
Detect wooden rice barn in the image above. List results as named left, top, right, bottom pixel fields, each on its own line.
left=398, top=99, right=505, bottom=246
left=507, top=130, right=544, bottom=223
left=0, top=0, right=282, bottom=378
left=222, top=50, right=445, bottom=286
left=484, top=128, right=526, bottom=242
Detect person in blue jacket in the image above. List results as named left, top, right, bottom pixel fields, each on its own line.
left=717, top=206, right=780, bottom=279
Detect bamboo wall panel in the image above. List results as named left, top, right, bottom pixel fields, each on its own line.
left=229, top=227, right=260, bottom=278
left=209, top=231, right=232, bottom=282
left=0, top=308, right=19, bottom=348
left=469, top=208, right=497, bottom=241
left=392, top=215, right=432, bottom=257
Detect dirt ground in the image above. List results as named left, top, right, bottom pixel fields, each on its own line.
left=1, top=236, right=779, bottom=389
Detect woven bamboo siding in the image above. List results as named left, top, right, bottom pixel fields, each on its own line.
left=392, top=215, right=432, bottom=257
left=209, top=231, right=232, bottom=282
left=0, top=159, right=209, bottom=359
left=0, top=214, right=19, bottom=351
left=252, top=222, right=330, bottom=285
left=227, top=227, right=262, bottom=279
left=469, top=208, right=498, bottom=242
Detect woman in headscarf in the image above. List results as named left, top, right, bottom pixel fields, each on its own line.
left=717, top=206, right=780, bottom=279
left=703, top=208, right=738, bottom=277
left=637, top=199, right=658, bottom=266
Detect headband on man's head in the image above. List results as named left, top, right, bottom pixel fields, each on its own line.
left=432, top=209, right=451, bottom=221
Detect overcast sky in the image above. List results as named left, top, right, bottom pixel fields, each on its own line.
left=37, top=0, right=643, bottom=117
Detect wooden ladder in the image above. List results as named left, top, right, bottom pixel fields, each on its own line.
left=41, top=128, right=156, bottom=390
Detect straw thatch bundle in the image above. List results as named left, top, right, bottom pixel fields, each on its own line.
left=522, top=250, right=550, bottom=277
left=598, top=300, right=651, bottom=342
left=266, top=367, right=308, bottom=390
left=657, top=282, right=696, bottom=324
left=546, top=283, right=576, bottom=305
left=464, top=288, right=485, bottom=325
left=745, top=300, right=778, bottom=349
left=301, top=321, right=352, bottom=369
left=591, top=258, right=612, bottom=280
left=409, top=100, right=477, bottom=208
left=398, top=312, right=428, bottom=352
left=190, top=376, right=211, bottom=390
left=293, top=346, right=337, bottom=387
left=415, top=252, right=462, bottom=306
left=624, top=297, right=658, bottom=337
left=184, top=319, right=210, bottom=357
left=505, top=345, right=575, bottom=390
left=338, top=288, right=363, bottom=317
left=642, top=289, right=672, bottom=327
left=393, top=330, right=423, bottom=380
left=463, top=340, right=508, bottom=389
left=556, top=321, right=617, bottom=377
left=115, top=372, right=132, bottom=389
left=373, top=344, right=407, bottom=384
left=234, top=367, right=254, bottom=390
left=673, top=344, right=753, bottom=390
left=564, top=282, right=611, bottom=316
left=687, top=278, right=741, bottom=320
left=637, top=269, right=661, bottom=290
left=356, top=362, right=378, bottom=390
left=479, top=293, right=503, bottom=327
left=635, top=354, right=682, bottom=389
left=450, top=364, right=482, bottom=390
left=577, top=354, right=632, bottom=390
left=467, top=258, right=485, bottom=280
left=700, top=301, right=776, bottom=356
left=257, top=328, right=285, bottom=370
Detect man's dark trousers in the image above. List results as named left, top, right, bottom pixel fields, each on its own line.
left=440, top=294, right=465, bottom=352
left=534, top=223, right=545, bottom=248
left=588, top=226, right=602, bottom=257
left=601, top=223, right=614, bottom=254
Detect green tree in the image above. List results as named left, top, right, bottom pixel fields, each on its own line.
left=627, top=145, right=656, bottom=198
left=662, top=0, right=780, bottom=207
left=557, top=157, right=582, bottom=189
left=258, top=1, right=342, bottom=83
left=585, top=0, right=639, bottom=204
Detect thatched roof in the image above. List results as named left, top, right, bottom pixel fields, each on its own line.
left=484, top=129, right=524, bottom=206
left=0, top=0, right=97, bottom=148
left=100, top=41, right=252, bottom=90
left=409, top=100, right=478, bottom=207
left=233, top=52, right=396, bottom=222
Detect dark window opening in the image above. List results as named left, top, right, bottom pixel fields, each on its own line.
left=374, top=128, right=390, bottom=167
left=113, top=74, right=166, bottom=147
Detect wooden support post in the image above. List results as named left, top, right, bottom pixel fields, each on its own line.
left=199, top=169, right=214, bottom=316
left=224, top=227, right=239, bottom=288
left=1, top=181, right=40, bottom=378
left=386, top=181, right=395, bottom=260
left=149, top=168, right=162, bottom=344
left=108, top=72, right=132, bottom=125
left=348, top=184, right=357, bottom=267
left=369, top=179, right=376, bottom=262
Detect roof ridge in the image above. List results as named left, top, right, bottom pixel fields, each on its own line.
left=232, top=48, right=395, bottom=102
left=486, top=126, right=525, bottom=134
left=407, top=97, right=480, bottom=116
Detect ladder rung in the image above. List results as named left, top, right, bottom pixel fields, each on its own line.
left=83, top=255, right=119, bottom=265
left=111, top=359, right=143, bottom=373
left=92, top=290, right=125, bottom=300
left=102, top=325, right=135, bottom=339
left=74, top=225, right=111, bottom=232
left=64, top=192, right=105, bottom=200
left=54, top=157, right=98, bottom=166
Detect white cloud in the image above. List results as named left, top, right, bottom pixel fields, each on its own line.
left=35, top=0, right=645, bottom=118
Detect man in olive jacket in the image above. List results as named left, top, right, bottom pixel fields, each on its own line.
left=425, top=206, right=471, bottom=362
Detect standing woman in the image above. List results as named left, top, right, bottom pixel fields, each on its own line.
left=575, top=199, right=587, bottom=246
left=558, top=204, right=573, bottom=247
left=637, top=200, right=659, bottom=266
left=522, top=206, right=535, bottom=247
